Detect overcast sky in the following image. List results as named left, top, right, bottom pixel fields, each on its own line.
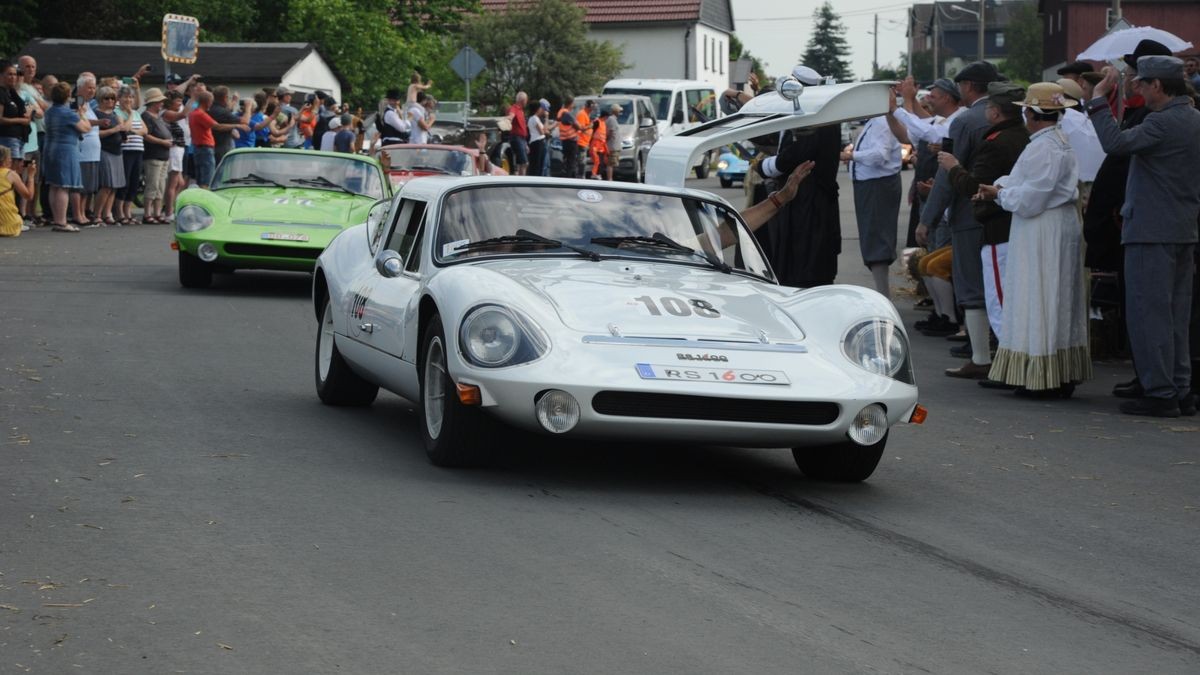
left=731, top=0, right=913, bottom=80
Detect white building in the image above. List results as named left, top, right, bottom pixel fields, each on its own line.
left=480, top=0, right=736, bottom=92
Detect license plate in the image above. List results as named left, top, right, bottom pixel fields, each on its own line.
left=635, top=363, right=790, bottom=385
left=261, top=232, right=310, bottom=242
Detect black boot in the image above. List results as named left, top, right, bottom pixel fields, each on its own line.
left=1112, top=377, right=1143, bottom=399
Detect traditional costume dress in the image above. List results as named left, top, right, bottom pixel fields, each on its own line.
left=989, top=125, right=1093, bottom=390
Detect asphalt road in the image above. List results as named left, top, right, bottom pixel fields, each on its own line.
left=2, top=175, right=1198, bottom=674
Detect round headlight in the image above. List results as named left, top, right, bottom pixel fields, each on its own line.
left=717, top=160, right=729, bottom=170
left=843, top=320, right=907, bottom=378
left=176, top=204, right=213, bottom=233
left=462, top=308, right=520, bottom=366
left=536, top=389, right=580, bottom=434
left=848, top=404, right=888, bottom=446
left=197, top=242, right=219, bottom=262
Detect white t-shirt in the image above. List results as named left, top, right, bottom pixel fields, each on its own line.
left=529, top=114, right=545, bottom=143
left=408, top=105, right=428, bottom=145
left=319, top=130, right=337, bottom=152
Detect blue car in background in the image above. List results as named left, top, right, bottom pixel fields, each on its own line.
left=716, top=142, right=754, bottom=188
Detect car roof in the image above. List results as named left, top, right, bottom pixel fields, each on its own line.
left=393, top=175, right=734, bottom=209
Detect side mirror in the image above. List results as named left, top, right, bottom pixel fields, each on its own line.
left=777, top=76, right=805, bottom=112
left=639, top=116, right=655, bottom=128
left=671, top=110, right=684, bottom=125
left=375, top=251, right=404, bottom=278
left=366, top=199, right=390, bottom=254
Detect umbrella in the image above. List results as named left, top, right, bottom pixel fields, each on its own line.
left=1076, top=26, right=1194, bottom=62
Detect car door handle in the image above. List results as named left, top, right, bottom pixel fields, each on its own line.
left=359, top=322, right=374, bottom=334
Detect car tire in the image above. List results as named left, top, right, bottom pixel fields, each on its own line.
left=694, top=152, right=710, bottom=179
left=636, top=153, right=646, bottom=183
left=315, top=299, right=379, bottom=407
left=178, top=251, right=213, bottom=289
left=719, top=176, right=733, bottom=189
left=419, top=315, right=494, bottom=467
left=791, top=433, right=888, bottom=482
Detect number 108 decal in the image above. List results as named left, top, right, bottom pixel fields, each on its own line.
left=635, top=295, right=720, bottom=318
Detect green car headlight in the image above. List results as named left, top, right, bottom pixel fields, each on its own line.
left=176, top=205, right=214, bottom=233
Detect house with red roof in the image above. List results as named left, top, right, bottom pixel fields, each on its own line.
left=479, top=0, right=736, bottom=91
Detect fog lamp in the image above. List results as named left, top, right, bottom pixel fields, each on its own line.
left=847, top=404, right=888, bottom=446
left=535, top=390, right=580, bottom=434
left=197, top=242, right=219, bottom=262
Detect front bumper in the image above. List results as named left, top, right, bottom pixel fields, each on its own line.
left=176, top=232, right=332, bottom=272
left=452, top=337, right=918, bottom=447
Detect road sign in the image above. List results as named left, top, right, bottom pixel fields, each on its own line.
left=162, top=14, right=200, bottom=64
left=450, top=46, right=485, bottom=82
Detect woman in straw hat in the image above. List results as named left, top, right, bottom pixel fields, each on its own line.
left=973, top=82, right=1092, bottom=397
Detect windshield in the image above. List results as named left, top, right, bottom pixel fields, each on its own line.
left=213, top=152, right=385, bottom=199
left=574, top=99, right=634, bottom=126
left=605, top=88, right=670, bottom=122
left=383, top=147, right=473, bottom=176
left=435, top=185, right=773, bottom=280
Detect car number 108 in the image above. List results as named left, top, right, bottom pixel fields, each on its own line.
left=635, top=363, right=790, bottom=385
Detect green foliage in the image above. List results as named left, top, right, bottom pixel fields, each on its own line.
left=1003, top=1, right=1043, bottom=84
left=461, top=0, right=627, bottom=112
left=0, top=0, right=39, bottom=58
left=801, top=2, right=852, bottom=83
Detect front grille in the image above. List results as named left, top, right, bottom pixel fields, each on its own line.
left=592, top=391, right=839, bottom=426
left=223, top=244, right=323, bottom=260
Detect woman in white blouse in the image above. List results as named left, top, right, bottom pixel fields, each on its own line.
left=974, top=82, right=1092, bottom=397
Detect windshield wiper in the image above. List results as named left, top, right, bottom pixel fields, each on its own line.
left=290, top=176, right=354, bottom=194
left=591, top=233, right=732, bottom=273
left=453, top=229, right=601, bottom=261
left=404, top=165, right=454, bottom=173
left=222, top=173, right=285, bottom=188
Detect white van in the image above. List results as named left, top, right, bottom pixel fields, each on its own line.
left=602, top=78, right=720, bottom=178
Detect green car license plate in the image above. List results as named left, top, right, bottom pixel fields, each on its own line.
left=261, top=232, right=310, bottom=242
left=635, top=363, right=790, bottom=385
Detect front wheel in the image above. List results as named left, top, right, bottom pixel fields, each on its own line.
left=178, top=251, right=213, bottom=289
left=419, top=315, right=494, bottom=467
left=719, top=176, right=733, bottom=188
left=315, top=300, right=378, bottom=406
left=792, top=433, right=888, bottom=482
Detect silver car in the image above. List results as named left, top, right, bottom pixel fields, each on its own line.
left=312, top=80, right=922, bottom=482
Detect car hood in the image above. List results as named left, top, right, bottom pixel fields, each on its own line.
left=219, top=188, right=371, bottom=226
left=474, top=259, right=804, bottom=342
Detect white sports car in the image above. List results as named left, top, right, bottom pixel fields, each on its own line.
left=312, top=79, right=924, bottom=481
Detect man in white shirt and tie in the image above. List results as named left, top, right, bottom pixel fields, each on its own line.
left=841, top=114, right=903, bottom=298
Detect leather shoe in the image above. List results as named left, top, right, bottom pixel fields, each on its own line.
left=1180, top=393, right=1197, bottom=417
left=949, top=342, right=972, bottom=358
left=1119, top=397, right=1180, bottom=418
left=1112, top=377, right=1143, bottom=399
left=945, top=360, right=991, bottom=379
left=978, top=378, right=1017, bottom=390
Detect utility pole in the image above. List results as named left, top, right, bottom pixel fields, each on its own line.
left=907, top=8, right=913, bottom=75
left=978, top=0, right=986, bottom=62
left=873, top=14, right=879, bottom=78
left=932, top=8, right=939, bottom=79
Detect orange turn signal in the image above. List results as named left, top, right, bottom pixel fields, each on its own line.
left=169, top=241, right=179, bottom=251
left=909, top=404, right=928, bottom=425
left=456, top=383, right=482, bottom=406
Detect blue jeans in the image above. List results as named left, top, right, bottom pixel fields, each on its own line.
left=511, top=136, right=528, bottom=166
left=194, top=146, right=215, bottom=187
left=0, top=136, right=24, bottom=160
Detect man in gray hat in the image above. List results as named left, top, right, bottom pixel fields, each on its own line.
left=1089, top=56, right=1200, bottom=417
left=920, top=60, right=1005, bottom=379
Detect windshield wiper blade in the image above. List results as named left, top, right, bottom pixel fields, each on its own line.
left=453, top=230, right=601, bottom=261
left=590, top=233, right=732, bottom=273
left=223, top=172, right=285, bottom=188
left=289, top=176, right=354, bottom=194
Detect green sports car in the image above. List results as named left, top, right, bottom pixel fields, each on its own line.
left=172, top=148, right=390, bottom=288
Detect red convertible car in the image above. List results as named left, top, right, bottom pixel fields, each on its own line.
left=379, top=144, right=507, bottom=187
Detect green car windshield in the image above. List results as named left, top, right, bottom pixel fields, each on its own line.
left=213, top=152, right=386, bottom=199
left=435, top=185, right=774, bottom=281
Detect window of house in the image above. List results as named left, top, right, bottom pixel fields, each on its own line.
left=995, top=32, right=1004, bottom=48
left=703, top=36, right=708, bottom=72
left=720, top=41, right=725, bottom=74
left=1057, top=11, right=1062, bottom=32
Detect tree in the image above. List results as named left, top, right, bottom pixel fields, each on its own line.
left=461, top=0, right=626, bottom=111
left=1003, top=0, right=1043, bottom=84
left=800, top=2, right=852, bottom=83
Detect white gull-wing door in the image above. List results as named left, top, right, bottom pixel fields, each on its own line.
left=644, top=81, right=893, bottom=188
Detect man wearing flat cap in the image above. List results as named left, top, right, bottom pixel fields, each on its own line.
left=1089, top=56, right=1200, bottom=417
left=920, top=60, right=1007, bottom=379
left=936, top=82, right=1029, bottom=368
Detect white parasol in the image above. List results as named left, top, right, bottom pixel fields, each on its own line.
left=1076, top=25, right=1193, bottom=62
